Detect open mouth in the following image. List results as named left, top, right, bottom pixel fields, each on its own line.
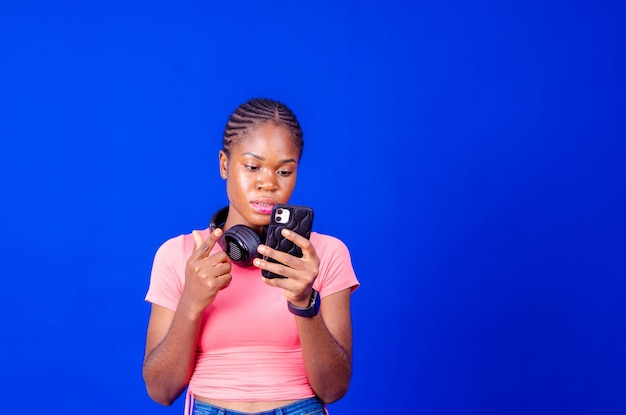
left=252, top=200, right=275, bottom=214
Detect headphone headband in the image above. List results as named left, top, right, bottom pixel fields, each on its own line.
left=209, top=206, right=229, bottom=231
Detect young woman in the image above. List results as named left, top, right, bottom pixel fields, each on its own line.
left=143, top=98, right=359, bottom=415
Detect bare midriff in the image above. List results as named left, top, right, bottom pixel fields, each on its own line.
left=194, top=396, right=300, bottom=412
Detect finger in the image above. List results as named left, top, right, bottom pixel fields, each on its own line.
left=254, top=256, right=295, bottom=279
left=206, top=227, right=223, bottom=250
left=211, top=261, right=232, bottom=276
left=257, top=244, right=300, bottom=269
left=210, top=251, right=231, bottom=267
left=192, top=230, right=204, bottom=251
left=218, top=273, right=233, bottom=290
left=262, top=274, right=288, bottom=289
left=193, top=228, right=223, bottom=257
left=280, top=229, right=314, bottom=256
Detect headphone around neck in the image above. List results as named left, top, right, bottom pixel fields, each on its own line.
left=209, top=206, right=265, bottom=267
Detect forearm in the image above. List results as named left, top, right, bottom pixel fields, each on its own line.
left=296, top=314, right=352, bottom=403
left=142, top=300, right=204, bottom=406
left=144, top=233, right=231, bottom=406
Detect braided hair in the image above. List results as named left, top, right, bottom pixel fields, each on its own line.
left=222, top=98, right=304, bottom=159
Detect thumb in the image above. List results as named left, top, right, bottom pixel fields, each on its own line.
left=192, top=228, right=223, bottom=256
left=192, top=230, right=205, bottom=251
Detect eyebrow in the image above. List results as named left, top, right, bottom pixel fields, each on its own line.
left=241, top=152, right=297, bottom=164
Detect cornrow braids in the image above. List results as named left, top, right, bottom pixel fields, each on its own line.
left=222, top=98, right=304, bottom=159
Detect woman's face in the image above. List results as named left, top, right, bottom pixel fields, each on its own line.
left=220, top=122, right=300, bottom=233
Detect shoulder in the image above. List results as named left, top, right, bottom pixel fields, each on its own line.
left=310, top=232, right=359, bottom=295
left=310, top=232, right=351, bottom=254
left=153, top=233, right=185, bottom=260
left=154, top=228, right=213, bottom=260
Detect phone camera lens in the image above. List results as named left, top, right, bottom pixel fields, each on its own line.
left=276, top=209, right=283, bottom=215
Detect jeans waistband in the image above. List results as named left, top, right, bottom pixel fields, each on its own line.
left=192, top=396, right=326, bottom=415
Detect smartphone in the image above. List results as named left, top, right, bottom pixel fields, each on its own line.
left=262, top=204, right=314, bottom=279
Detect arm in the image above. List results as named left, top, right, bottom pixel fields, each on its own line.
left=294, top=288, right=354, bottom=403
left=143, top=229, right=232, bottom=406
left=142, top=301, right=203, bottom=405
left=254, top=230, right=355, bottom=403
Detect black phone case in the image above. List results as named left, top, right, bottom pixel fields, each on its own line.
left=262, top=204, right=314, bottom=279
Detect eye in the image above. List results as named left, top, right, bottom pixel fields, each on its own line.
left=244, top=165, right=259, bottom=172
left=277, top=169, right=293, bottom=177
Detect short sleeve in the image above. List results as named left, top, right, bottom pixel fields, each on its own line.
left=311, top=233, right=360, bottom=298
left=145, top=235, right=186, bottom=311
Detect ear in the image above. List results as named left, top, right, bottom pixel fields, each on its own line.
left=219, top=150, right=228, bottom=179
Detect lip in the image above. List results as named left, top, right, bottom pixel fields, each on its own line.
left=251, top=198, right=276, bottom=215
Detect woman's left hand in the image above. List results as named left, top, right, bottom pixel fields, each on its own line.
left=253, top=229, right=320, bottom=308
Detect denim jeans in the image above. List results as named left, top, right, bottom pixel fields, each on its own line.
left=192, top=397, right=327, bottom=415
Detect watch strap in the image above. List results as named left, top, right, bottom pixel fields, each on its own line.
left=287, top=289, right=320, bottom=317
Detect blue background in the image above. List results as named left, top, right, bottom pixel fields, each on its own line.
left=1, top=1, right=625, bottom=414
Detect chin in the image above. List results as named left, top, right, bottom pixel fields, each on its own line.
left=248, top=212, right=271, bottom=228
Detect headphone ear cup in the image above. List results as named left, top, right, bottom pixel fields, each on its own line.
left=218, top=225, right=262, bottom=267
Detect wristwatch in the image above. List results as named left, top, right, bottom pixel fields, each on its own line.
left=287, top=289, right=320, bottom=317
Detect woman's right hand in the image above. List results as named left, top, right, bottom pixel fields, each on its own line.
left=182, top=228, right=232, bottom=314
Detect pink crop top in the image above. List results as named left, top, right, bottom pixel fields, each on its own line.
left=145, top=230, right=359, bottom=402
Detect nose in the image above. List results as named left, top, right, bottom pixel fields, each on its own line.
left=256, top=170, right=278, bottom=191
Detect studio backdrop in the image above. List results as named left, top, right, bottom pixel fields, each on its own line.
left=1, top=1, right=624, bottom=414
